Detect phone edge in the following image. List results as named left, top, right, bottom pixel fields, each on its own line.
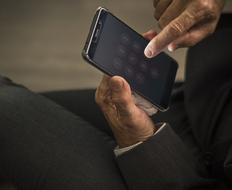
left=82, top=7, right=173, bottom=112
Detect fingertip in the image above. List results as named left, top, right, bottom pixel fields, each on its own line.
left=144, top=41, right=155, bottom=58
left=110, top=76, right=124, bottom=92
left=144, top=47, right=153, bottom=58
left=144, top=43, right=159, bottom=58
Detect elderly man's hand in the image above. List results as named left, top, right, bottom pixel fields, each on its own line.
left=144, top=0, right=225, bottom=58
left=95, top=75, right=156, bottom=148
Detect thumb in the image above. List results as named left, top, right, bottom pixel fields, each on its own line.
left=110, top=76, right=134, bottom=117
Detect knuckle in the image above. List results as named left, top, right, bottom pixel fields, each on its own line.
left=198, top=0, right=213, bottom=11
left=185, top=10, right=196, bottom=22
left=169, top=11, right=196, bottom=34
left=196, top=0, right=217, bottom=20
left=182, top=10, right=197, bottom=28
left=169, top=21, right=185, bottom=35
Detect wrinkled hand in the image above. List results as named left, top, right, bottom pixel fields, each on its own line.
left=95, top=75, right=156, bottom=148
left=144, top=0, right=225, bottom=58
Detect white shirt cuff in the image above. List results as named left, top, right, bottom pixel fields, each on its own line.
left=114, top=123, right=166, bottom=157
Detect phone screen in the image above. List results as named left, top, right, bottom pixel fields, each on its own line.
left=84, top=8, right=178, bottom=110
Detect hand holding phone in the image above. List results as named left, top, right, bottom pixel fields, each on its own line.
left=82, top=7, right=178, bottom=112
left=95, top=75, right=157, bottom=148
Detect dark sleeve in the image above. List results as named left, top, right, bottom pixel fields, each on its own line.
left=116, top=124, right=230, bottom=190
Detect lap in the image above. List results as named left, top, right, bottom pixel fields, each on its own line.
left=0, top=79, right=127, bottom=190
left=42, top=89, right=113, bottom=137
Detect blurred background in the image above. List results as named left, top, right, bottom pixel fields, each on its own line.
left=0, top=1, right=232, bottom=189
left=0, top=0, right=231, bottom=93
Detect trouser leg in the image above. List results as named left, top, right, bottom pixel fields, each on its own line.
left=42, top=89, right=113, bottom=137
left=0, top=77, right=127, bottom=190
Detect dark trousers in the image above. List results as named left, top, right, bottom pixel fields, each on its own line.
left=0, top=14, right=231, bottom=190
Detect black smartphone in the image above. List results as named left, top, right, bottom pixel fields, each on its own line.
left=82, top=7, right=178, bottom=111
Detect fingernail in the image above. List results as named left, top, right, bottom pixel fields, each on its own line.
left=144, top=47, right=153, bottom=58
left=111, top=79, right=123, bottom=92
left=168, top=44, right=174, bottom=52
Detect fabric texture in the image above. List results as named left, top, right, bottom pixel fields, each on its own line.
left=116, top=14, right=232, bottom=190
left=0, top=83, right=126, bottom=190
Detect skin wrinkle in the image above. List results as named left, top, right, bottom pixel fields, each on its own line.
left=96, top=0, right=225, bottom=147
left=170, top=2, right=221, bottom=48
left=95, top=0, right=225, bottom=149
left=158, top=0, right=185, bottom=28
left=95, top=75, right=156, bottom=148
left=145, top=0, right=225, bottom=57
